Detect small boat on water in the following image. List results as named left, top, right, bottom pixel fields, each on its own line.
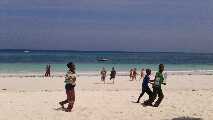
left=96, top=57, right=110, bottom=61
left=24, top=50, right=30, bottom=53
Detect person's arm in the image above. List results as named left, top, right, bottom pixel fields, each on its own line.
left=149, top=79, right=154, bottom=85
left=149, top=79, right=155, bottom=82
left=73, top=77, right=76, bottom=82
left=162, top=78, right=166, bottom=85
left=161, top=74, right=166, bottom=85
left=149, top=76, right=156, bottom=82
left=149, top=74, right=157, bottom=83
left=65, top=73, right=69, bottom=80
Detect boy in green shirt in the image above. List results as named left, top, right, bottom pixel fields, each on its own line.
left=146, top=64, right=166, bottom=107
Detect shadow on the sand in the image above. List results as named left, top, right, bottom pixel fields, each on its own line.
left=94, top=82, right=114, bottom=85
left=131, top=101, right=153, bottom=107
left=131, top=101, right=139, bottom=103
left=171, top=117, right=203, bottom=120
left=53, top=107, right=64, bottom=111
left=141, top=102, right=154, bottom=107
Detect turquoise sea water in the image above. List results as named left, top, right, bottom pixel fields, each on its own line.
left=0, top=50, right=213, bottom=74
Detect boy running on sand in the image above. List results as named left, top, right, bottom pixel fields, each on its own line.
left=136, top=69, right=153, bottom=103
left=145, top=64, right=166, bottom=107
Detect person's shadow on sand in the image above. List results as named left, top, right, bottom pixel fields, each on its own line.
left=130, top=101, right=153, bottom=107
left=171, top=117, right=203, bottom=120
left=94, top=82, right=114, bottom=85
left=53, top=107, right=64, bottom=111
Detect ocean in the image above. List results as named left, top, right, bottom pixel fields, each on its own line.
left=0, top=49, right=213, bottom=74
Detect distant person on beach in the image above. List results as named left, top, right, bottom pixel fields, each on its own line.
left=132, top=68, right=137, bottom=81
left=100, top=67, right=107, bottom=83
left=145, top=64, right=166, bottom=107
left=140, top=68, right=145, bottom=80
left=59, top=62, right=76, bottom=112
left=45, top=64, right=51, bottom=77
left=136, top=69, right=153, bottom=103
left=129, top=69, right=134, bottom=80
left=110, top=67, right=116, bottom=84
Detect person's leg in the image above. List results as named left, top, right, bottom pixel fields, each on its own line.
left=103, top=77, right=105, bottom=84
left=47, top=70, right=49, bottom=77
left=146, top=87, right=153, bottom=100
left=66, top=88, right=75, bottom=112
left=59, top=90, right=70, bottom=108
left=48, top=72, right=50, bottom=77
left=153, top=88, right=164, bottom=107
left=144, top=86, right=157, bottom=105
left=137, top=88, right=145, bottom=103
left=143, top=87, right=153, bottom=105
left=45, top=71, right=47, bottom=77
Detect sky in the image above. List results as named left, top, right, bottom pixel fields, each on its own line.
left=0, top=0, right=213, bottom=52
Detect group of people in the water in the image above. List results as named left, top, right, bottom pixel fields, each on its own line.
left=59, top=62, right=166, bottom=112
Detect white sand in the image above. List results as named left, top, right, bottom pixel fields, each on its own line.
left=0, top=74, right=212, bottom=120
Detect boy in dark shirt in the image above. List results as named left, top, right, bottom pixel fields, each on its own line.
left=136, top=69, right=153, bottom=103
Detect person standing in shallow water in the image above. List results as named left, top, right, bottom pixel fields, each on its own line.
left=110, top=67, right=116, bottom=84
left=59, top=62, right=76, bottom=112
left=45, top=64, right=51, bottom=77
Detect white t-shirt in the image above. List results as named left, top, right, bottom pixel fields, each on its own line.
left=64, top=70, right=76, bottom=86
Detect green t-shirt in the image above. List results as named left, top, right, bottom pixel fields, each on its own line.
left=154, top=72, right=164, bottom=87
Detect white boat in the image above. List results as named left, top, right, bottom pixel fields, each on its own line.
left=96, top=58, right=109, bottom=61
left=24, top=50, right=30, bottom=53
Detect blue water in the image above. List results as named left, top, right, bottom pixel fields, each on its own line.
left=0, top=50, right=213, bottom=73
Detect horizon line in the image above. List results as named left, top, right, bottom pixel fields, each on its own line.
left=0, top=48, right=212, bottom=54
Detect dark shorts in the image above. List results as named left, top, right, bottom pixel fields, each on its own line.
left=110, top=76, right=115, bottom=80
left=65, top=84, right=75, bottom=91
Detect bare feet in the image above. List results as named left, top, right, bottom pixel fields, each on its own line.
left=59, top=102, right=64, bottom=109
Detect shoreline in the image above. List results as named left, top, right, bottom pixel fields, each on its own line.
left=0, top=70, right=213, bottom=78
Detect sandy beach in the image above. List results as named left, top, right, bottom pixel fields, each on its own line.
left=0, top=73, right=212, bottom=120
